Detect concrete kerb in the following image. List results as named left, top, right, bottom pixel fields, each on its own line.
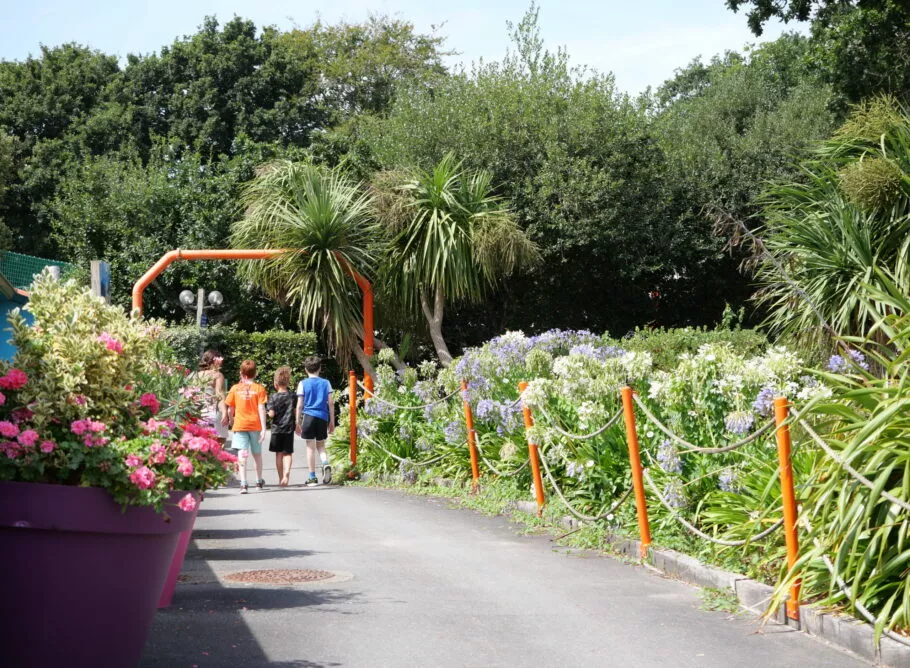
left=500, top=492, right=908, bottom=666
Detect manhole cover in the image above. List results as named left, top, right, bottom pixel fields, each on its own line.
left=223, top=569, right=335, bottom=584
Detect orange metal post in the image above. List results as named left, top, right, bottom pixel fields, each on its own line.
left=349, top=371, right=358, bottom=468
left=461, top=381, right=480, bottom=492
left=620, top=386, right=652, bottom=558
left=519, top=381, right=546, bottom=515
left=774, top=397, right=801, bottom=623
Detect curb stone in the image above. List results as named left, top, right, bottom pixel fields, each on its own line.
left=498, top=489, right=909, bottom=666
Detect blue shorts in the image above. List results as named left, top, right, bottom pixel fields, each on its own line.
left=232, top=431, right=262, bottom=455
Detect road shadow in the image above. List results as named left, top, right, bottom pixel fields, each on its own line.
left=197, top=508, right=258, bottom=518
left=186, top=547, right=318, bottom=561
left=142, top=542, right=357, bottom=667
left=191, top=528, right=294, bottom=540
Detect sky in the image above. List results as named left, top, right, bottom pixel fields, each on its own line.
left=0, top=1, right=800, bottom=94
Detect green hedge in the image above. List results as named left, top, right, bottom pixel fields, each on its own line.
left=615, top=326, right=768, bottom=371
left=165, top=325, right=332, bottom=388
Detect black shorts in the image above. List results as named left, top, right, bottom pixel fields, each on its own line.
left=300, top=414, right=328, bottom=441
left=269, top=432, right=294, bottom=454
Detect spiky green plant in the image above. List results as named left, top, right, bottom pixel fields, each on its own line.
left=376, top=153, right=540, bottom=365
left=231, top=161, right=381, bottom=360
left=754, top=96, right=910, bottom=345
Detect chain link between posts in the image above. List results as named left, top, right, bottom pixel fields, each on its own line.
left=632, top=394, right=775, bottom=454
left=790, top=407, right=910, bottom=514
left=536, top=406, right=624, bottom=441
left=642, top=468, right=784, bottom=546
left=538, top=450, right=632, bottom=522
left=357, top=381, right=461, bottom=410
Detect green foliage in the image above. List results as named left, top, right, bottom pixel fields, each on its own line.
left=699, top=588, right=741, bottom=613
left=164, top=325, right=319, bottom=387
left=11, top=272, right=160, bottom=430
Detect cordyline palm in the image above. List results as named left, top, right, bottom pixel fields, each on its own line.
left=754, top=96, right=910, bottom=346
left=231, top=160, right=380, bottom=366
left=375, top=154, right=540, bottom=366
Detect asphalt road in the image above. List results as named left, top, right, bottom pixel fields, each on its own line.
left=141, top=454, right=865, bottom=668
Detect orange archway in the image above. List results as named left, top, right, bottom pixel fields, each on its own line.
left=131, top=249, right=374, bottom=387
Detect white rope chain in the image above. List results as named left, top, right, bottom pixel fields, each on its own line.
left=361, top=434, right=449, bottom=467
left=633, top=394, right=775, bottom=454
left=642, top=468, right=784, bottom=546
left=537, top=405, right=624, bottom=441
left=791, top=409, right=910, bottom=514
left=356, top=382, right=461, bottom=410
left=538, top=450, right=632, bottom=522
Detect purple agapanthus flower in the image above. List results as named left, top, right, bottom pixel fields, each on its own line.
left=752, top=386, right=775, bottom=417
left=718, top=468, right=740, bottom=493
left=724, top=411, right=755, bottom=435
left=828, top=349, right=870, bottom=373
left=443, top=420, right=465, bottom=445
left=656, top=439, right=682, bottom=474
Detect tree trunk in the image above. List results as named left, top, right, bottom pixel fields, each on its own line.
left=420, top=287, right=453, bottom=367
left=353, top=346, right=377, bottom=380
left=374, top=337, right=406, bottom=372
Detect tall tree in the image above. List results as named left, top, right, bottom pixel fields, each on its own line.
left=230, top=160, right=381, bottom=366
left=376, top=154, right=539, bottom=365
left=726, top=0, right=910, bottom=104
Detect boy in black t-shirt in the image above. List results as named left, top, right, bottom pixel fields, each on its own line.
left=267, top=366, right=297, bottom=486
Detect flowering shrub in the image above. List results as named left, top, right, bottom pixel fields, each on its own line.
left=0, top=273, right=235, bottom=511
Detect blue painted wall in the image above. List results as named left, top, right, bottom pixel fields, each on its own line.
left=0, top=294, right=30, bottom=362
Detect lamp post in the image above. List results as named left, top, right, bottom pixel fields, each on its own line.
left=178, top=289, right=224, bottom=329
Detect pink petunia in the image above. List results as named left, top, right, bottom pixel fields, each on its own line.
left=124, top=454, right=142, bottom=467
left=0, top=369, right=28, bottom=390
left=17, top=429, right=39, bottom=447
left=97, top=332, right=124, bottom=354
left=176, top=455, right=194, bottom=477
left=39, top=440, right=56, bottom=453
left=0, top=421, right=20, bottom=438
left=139, top=393, right=160, bottom=415
left=177, top=493, right=198, bottom=513
left=129, top=465, right=156, bottom=490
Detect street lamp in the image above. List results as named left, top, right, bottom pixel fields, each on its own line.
left=178, top=288, right=225, bottom=329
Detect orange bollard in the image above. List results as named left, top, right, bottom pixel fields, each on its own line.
left=519, top=381, right=546, bottom=516
left=620, top=387, right=652, bottom=558
left=348, top=371, right=358, bottom=468
left=461, top=381, right=481, bottom=493
left=363, top=373, right=374, bottom=400
left=774, top=397, right=801, bottom=623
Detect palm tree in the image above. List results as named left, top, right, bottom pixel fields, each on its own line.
left=753, top=96, right=910, bottom=345
left=231, top=160, right=381, bottom=368
left=375, top=154, right=540, bottom=366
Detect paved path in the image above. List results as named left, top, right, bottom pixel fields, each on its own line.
left=142, top=458, right=865, bottom=668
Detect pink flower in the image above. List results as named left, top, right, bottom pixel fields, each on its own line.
left=88, top=420, right=106, bottom=433
left=70, top=419, right=88, bottom=435
left=0, top=392, right=6, bottom=406
left=186, top=436, right=209, bottom=451
left=149, top=442, right=166, bottom=464
left=0, top=421, right=19, bottom=438
left=39, top=440, right=56, bottom=453
left=17, top=429, right=39, bottom=447
left=71, top=395, right=87, bottom=406
left=1, top=442, right=20, bottom=459
left=129, top=465, right=156, bottom=490
left=97, top=332, right=124, bottom=354
left=83, top=434, right=109, bottom=448
left=139, top=393, right=160, bottom=415
left=124, top=454, right=142, bottom=467
left=176, top=455, right=194, bottom=477
left=11, top=407, right=34, bottom=423
left=0, top=369, right=28, bottom=390
left=177, top=493, right=198, bottom=513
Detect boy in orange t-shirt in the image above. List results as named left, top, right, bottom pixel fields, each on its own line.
left=223, top=359, right=268, bottom=494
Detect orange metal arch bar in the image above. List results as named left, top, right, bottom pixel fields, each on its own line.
left=131, top=249, right=374, bottom=372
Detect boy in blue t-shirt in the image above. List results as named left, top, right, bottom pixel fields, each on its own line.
left=295, top=355, right=335, bottom=485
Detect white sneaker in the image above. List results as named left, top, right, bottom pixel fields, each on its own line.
left=321, top=464, right=332, bottom=485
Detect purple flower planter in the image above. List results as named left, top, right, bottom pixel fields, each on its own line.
left=157, top=497, right=200, bottom=608
left=0, top=480, right=197, bottom=668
